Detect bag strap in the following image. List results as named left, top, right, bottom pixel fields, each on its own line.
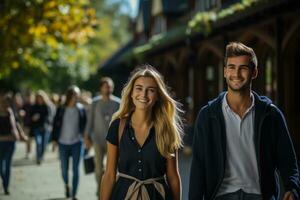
left=118, top=117, right=127, bottom=144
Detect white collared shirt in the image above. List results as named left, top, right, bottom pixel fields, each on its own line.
left=59, top=107, right=81, bottom=145
left=216, top=92, right=261, bottom=196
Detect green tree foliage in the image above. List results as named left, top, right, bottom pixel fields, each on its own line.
left=78, top=0, right=131, bottom=93
left=0, top=0, right=131, bottom=92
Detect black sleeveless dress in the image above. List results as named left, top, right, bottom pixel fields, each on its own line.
left=106, top=118, right=173, bottom=200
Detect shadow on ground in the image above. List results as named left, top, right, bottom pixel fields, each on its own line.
left=12, top=158, right=36, bottom=167
left=12, top=157, right=58, bottom=167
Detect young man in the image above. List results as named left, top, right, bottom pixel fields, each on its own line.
left=189, top=42, right=300, bottom=200
left=84, top=77, right=120, bottom=197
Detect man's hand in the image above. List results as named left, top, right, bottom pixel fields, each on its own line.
left=52, top=141, right=57, bottom=152
left=84, top=135, right=93, bottom=150
left=32, top=113, right=40, bottom=122
left=20, top=134, right=28, bottom=142
left=283, top=191, right=295, bottom=200
left=16, top=123, right=28, bottom=142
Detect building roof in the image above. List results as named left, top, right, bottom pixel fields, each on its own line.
left=100, top=40, right=134, bottom=72
left=101, top=0, right=297, bottom=70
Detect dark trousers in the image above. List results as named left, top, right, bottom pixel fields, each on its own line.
left=34, top=128, right=49, bottom=162
left=0, top=141, right=15, bottom=191
left=216, top=189, right=262, bottom=200
left=58, top=141, right=83, bottom=197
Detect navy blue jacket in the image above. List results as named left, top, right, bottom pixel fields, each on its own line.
left=189, top=92, right=300, bottom=200
left=51, top=103, right=86, bottom=142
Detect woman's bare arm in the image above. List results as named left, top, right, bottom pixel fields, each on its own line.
left=166, top=150, right=182, bottom=200
left=8, top=108, right=20, bottom=140
left=100, top=142, right=118, bottom=200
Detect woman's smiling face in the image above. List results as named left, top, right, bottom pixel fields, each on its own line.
left=131, top=76, right=158, bottom=111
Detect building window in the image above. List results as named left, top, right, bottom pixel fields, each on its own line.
left=195, top=0, right=238, bottom=11
left=206, top=65, right=216, bottom=99
left=264, top=56, right=277, bottom=103
left=195, top=0, right=218, bottom=11
left=188, top=67, right=194, bottom=110
left=137, top=34, right=147, bottom=45
left=152, top=15, right=166, bottom=35
left=208, top=0, right=218, bottom=10
left=218, top=62, right=224, bottom=92
left=194, top=0, right=205, bottom=11
left=182, top=67, right=195, bottom=125
left=206, top=65, right=214, bottom=81
left=136, top=12, right=144, bottom=34
left=221, top=0, right=239, bottom=8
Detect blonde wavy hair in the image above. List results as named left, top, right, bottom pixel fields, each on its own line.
left=112, top=65, right=183, bottom=158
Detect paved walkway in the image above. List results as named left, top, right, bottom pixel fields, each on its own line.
left=0, top=142, right=192, bottom=200
left=0, top=142, right=97, bottom=200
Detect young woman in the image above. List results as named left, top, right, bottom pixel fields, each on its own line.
left=101, top=65, right=183, bottom=200
left=0, top=91, right=27, bottom=195
left=51, top=86, right=86, bottom=200
left=29, top=90, right=51, bottom=164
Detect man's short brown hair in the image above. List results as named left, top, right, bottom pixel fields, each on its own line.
left=224, top=42, right=258, bottom=69
left=99, top=77, right=114, bottom=89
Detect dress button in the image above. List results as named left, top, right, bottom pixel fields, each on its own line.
left=138, top=160, right=141, bottom=163
left=138, top=149, right=141, bottom=152
left=131, top=137, right=135, bottom=140
left=138, top=169, right=142, bottom=172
